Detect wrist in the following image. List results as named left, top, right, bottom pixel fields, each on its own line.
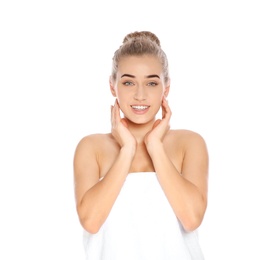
left=121, top=143, right=136, bottom=158
left=146, top=140, right=164, bottom=156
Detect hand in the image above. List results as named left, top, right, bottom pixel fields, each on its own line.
left=111, top=99, right=136, bottom=150
left=144, top=96, right=171, bottom=149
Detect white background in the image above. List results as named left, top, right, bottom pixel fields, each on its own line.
left=1, top=1, right=270, bottom=259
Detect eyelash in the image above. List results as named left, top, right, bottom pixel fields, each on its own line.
left=123, top=81, right=134, bottom=86
left=123, top=81, right=158, bottom=86
left=148, top=82, right=158, bottom=86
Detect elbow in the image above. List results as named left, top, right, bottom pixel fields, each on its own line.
left=183, top=196, right=208, bottom=232
left=77, top=205, right=102, bottom=234
left=181, top=216, right=203, bottom=232
left=81, top=218, right=102, bottom=234
left=180, top=205, right=207, bottom=232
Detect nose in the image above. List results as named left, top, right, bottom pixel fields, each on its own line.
left=133, top=86, right=146, bottom=101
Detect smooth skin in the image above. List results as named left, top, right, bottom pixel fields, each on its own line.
left=73, top=55, right=209, bottom=234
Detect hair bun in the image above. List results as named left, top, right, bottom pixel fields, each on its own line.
left=123, top=31, right=161, bottom=47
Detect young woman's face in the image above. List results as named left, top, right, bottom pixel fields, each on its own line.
left=110, top=55, right=170, bottom=124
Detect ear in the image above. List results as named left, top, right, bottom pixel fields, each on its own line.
left=109, top=76, right=117, bottom=97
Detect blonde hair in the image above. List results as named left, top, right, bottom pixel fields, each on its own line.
left=111, top=31, right=169, bottom=83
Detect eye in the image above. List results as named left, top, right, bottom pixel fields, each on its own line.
left=147, top=81, right=158, bottom=87
left=123, top=81, right=134, bottom=86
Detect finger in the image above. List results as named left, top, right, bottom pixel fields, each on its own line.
left=114, top=99, right=121, bottom=121
left=162, top=97, right=171, bottom=119
left=111, top=99, right=119, bottom=126
left=121, top=118, right=128, bottom=128
left=152, top=119, right=161, bottom=129
left=111, top=104, right=114, bottom=119
left=111, top=104, right=116, bottom=127
left=161, top=97, right=167, bottom=119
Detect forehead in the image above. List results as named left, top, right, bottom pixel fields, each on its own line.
left=117, top=55, right=163, bottom=78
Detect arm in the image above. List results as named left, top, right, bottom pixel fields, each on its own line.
left=74, top=101, right=136, bottom=234
left=145, top=98, right=209, bottom=231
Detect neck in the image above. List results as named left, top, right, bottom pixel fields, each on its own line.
left=125, top=118, right=155, bottom=144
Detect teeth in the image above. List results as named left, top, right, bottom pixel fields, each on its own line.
left=132, top=106, right=149, bottom=110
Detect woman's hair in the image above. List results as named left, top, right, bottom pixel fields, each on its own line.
left=111, top=31, right=169, bottom=83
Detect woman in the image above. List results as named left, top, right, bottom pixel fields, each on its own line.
left=73, top=31, right=209, bottom=259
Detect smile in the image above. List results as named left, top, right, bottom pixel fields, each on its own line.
left=131, top=105, right=150, bottom=110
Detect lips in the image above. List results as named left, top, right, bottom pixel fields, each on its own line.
left=131, top=105, right=149, bottom=110
left=131, top=105, right=150, bottom=114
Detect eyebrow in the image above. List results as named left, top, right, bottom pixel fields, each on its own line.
left=121, top=74, right=160, bottom=79
left=146, top=74, right=160, bottom=79
left=121, top=74, right=135, bottom=78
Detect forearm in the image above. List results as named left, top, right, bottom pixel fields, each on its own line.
left=148, top=143, right=206, bottom=231
left=78, top=146, right=135, bottom=233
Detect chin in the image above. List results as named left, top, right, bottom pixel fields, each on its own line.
left=125, top=116, right=154, bottom=125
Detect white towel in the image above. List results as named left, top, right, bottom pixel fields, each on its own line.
left=83, top=172, right=204, bottom=260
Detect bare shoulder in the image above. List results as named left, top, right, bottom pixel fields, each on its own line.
left=75, top=133, right=114, bottom=154
left=170, top=129, right=208, bottom=179
left=167, top=129, right=207, bottom=149
left=74, top=133, right=119, bottom=178
left=163, top=129, right=208, bottom=174
left=74, top=133, right=107, bottom=169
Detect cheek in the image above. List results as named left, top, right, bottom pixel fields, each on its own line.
left=115, top=93, right=124, bottom=105
left=116, top=94, right=129, bottom=113
left=151, top=96, right=163, bottom=112
left=153, top=93, right=163, bottom=105
left=154, top=101, right=162, bottom=111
